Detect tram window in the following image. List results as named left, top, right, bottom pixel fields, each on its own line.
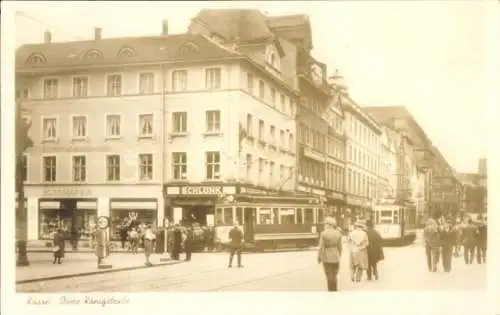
left=215, top=208, right=223, bottom=225
left=223, top=207, right=233, bottom=225
left=273, top=208, right=279, bottom=224
left=380, top=210, right=392, bottom=217
left=380, top=218, right=392, bottom=224
left=304, top=208, right=314, bottom=224
left=259, top=208, right=272, bottom=224
left=393, top=211, right=399, bottom=224
left=296, top=208, right=303, bottom=224
left=236, top=207, right=243, bottom=225
left=280, top=208, right=295, bottom=225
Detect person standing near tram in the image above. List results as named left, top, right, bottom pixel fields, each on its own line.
left=317, top=216, right=343, bottom=291
left=228, top=221, right=244, bottom=268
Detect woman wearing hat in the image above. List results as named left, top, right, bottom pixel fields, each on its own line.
left=348, top=221, right=369, bottom=282
left=317, top=216, right=343, bottom=291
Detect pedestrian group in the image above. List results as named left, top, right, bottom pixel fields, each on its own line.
left=317, top=216, right=384, bottom=291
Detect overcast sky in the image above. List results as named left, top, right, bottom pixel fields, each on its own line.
left=11, top=1, right=493, bottom=173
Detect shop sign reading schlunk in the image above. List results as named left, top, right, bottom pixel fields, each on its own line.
left=180, top=186, right=223, bottom=195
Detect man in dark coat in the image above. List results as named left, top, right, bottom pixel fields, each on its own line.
left=228, top=222, right=244, bottom=268
left=423, top=218, right=441, bottom=272
left=365, top=220, right=384, bottom=280
left=184, top=226, right=194, bottom=261
left=476, top=216, right=487, bottom=264
left=461, top=218, right=478, bottom=264
left=171, top=224, right=182, bottom=260
left=439, top=219, right=455, bottom=272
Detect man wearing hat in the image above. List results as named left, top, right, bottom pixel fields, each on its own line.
left=423, top=218, right=441, bottom=272
left=439, top=219, right=455, bottom=272
left=228, top=221, right=244, bottom=268
left=317, top=216, right=343, bottom=291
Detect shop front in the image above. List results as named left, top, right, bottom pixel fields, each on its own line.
left=109, top=199, right=158, bottom=240
left=24, top=184, right=164, bottom=241
left=164, top=183, right=237, bottom=226
left=38, top=198, right=98, bottom=240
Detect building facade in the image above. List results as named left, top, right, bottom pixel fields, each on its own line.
left=429, top=147, right=461, bottom=217
left=342, top=97, right=381, bottom=221
left=16, top=20, right=300, bottom=241
left=267, top=14, right=346, bottom=221
left=364, top=106, right=434, bottom=222
left=376, top=125, right=398, bottom=201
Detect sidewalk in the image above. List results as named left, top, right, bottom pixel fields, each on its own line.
left=16, top=252, right=181, bottom=284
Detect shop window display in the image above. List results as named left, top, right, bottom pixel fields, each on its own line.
left=110, top=210, right=157, bottom=240
left=39, top=209, right=97, bottom=240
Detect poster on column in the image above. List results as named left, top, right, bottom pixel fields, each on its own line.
left=173, top=207, right=183, bottom=224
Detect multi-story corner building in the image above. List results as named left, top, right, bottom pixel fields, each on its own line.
left=16, top=19, right=300, bottom=241
left=364, top=106, right=434, bottom=221
left=267, top=14, right=346, bottom=220
left=341, top=98, right=381, bottom=221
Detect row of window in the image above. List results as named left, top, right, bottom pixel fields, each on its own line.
left=37, top=109, right=223, bottom=141
left=22, top=151, right=222, bottom=183
left=298, top=159, right=327, bottom=188
left=244, top=154, right=294, bottom=188
left=245, top=73, right=296, bottom=117
left=346, top=169, right=377, bottom=199
left=38, top=114, right=154, bottom=141
left=298, top=160, right=345, bottom=192
left=31, top=154, right=153, bottom=183
left=297, top=124, right=344, bottom=160
left=23, top=68, right=223, bottom=100
left=245, top=114, right=294, bottom=152
left=347, top=144, right=377, bottom=173
left=347, top=115, right=378, bottom=148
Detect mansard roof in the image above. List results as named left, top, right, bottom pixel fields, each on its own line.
left=16, top=33, right=239, bottom=72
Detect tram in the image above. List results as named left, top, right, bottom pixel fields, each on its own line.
left=372, top=199, right=417, bottom=245
left=213, top=194, right=324, bottom=251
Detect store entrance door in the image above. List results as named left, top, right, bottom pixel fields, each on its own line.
left=184, top=206, right=210, bottom=226
left=59, top=199, right=77, bottom=232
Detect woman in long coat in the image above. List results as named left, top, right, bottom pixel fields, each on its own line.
left=53, top=229, right=66, bottom=264
left=348, top=222, right=369, bottom=282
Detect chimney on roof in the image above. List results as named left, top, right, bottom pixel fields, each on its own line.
left=44, top=30, right=51, bottom=44
left=162, top=20, right=168, bottom=36
left=94, top=27, right=102, bottom=40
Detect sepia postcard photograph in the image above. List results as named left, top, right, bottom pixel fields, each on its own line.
left=1, top=1, right=498, bottom=315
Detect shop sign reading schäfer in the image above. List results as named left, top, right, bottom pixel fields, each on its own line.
left=180, top=186, right=223, bottom=195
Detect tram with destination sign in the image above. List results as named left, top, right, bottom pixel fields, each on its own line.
left=372, top=200, right=417, bottom=245
left=213, top=195, right=325, bottom=251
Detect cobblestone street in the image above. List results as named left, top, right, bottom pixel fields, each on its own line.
left=17, top=243, right=486, bottom=292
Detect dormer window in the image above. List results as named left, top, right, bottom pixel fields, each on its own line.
left=267, top=51, right=280, bottom=71
left=179, top=42, right=199, bottom=54
left=84, top=49, right=103, bottom=60
left=117, top=46, right=137, bottom=58
left=26, top=53, right=47, bottom=65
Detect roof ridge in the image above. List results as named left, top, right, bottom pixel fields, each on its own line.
left=19, top=33, right=191, bottom=47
